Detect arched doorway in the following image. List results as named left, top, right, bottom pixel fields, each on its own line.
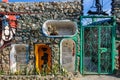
left=60, top=39, right=76, bottom=72
left=35, top=44, right=52, bottom=73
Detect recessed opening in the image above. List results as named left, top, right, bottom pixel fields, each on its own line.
left=60, top=39, right=76, bottom=72
left=42, top=20, right=77, bottom=37
left=34, top=44, right=52, bottom=72
left=10, top=44, right=29, bottom=73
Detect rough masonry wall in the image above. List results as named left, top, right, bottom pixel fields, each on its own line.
left=0, top=1, right=82, bottom=75
left=113, top=0, right=120, bottom=71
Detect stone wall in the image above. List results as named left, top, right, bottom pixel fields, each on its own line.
left=0, top=0, right=119, bottom=80
left=113, top=0, right=120, bottom=17
left=113, top=0, right=120, bottom=35
left=113, top=0, right=120, bottom=73
left=0, top=1, right=82, bottom=76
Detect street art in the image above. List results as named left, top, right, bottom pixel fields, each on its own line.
left=0, top=15, right=19, bottom=49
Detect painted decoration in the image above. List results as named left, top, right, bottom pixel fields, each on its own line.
left=42, top=20, right=77, bottom=37
left=2, top=15, right=17, bottom=41
left=35, top=44, right=51, bottom=72
left=60, top=39, right=76, bottom=72
left=0, top=15, right=18, bottom=48
left=10, top=44, right=29, bottom=73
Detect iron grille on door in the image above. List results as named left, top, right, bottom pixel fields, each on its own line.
left=78, top=16, right=116, bottom=74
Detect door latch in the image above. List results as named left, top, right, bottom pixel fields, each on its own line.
left=99, top=48, right=107, bottom=53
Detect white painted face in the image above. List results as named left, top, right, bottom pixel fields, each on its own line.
left=5, top=26, right=10, bottom=36
left=2, top=26, right=13, bottom=41
left=5, top=26, right=9, bottom=30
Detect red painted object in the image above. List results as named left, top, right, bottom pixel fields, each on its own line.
left=7, top=15, right=17, bottom=28
left=2, top=0, right=8, bottom=3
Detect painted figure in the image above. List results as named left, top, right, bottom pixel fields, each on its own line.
left=0, top=15, right=18, bottom=48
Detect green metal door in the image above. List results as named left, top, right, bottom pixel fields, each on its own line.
left=79, top=16, right=116, bottom=74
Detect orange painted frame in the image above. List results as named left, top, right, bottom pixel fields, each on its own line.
left=34, top=44, right=52, bottom=73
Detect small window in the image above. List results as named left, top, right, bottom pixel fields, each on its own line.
left=10, top=44, right=29, bottom=73
left=42, top=20, right=77, bottom=37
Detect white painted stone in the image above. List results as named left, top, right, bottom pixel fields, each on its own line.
left=10, top=44, right=29, bottom=73
left=60, top=39, right=76, bottom=72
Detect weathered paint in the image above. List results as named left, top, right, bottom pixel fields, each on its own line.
left=60, top=39, right=76, bottom=72
left=34, top=44, right=52, bottom=73
left=42, top=20, right=77, bottom=37
left=10, top=44, right=29, bottom=73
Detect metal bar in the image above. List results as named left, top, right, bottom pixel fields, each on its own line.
left=82, top=27, right=85, bottom=74
left=82, top=16, right=114, bottom=18
left=98, top=25, right=101, bottom=74
left=72, top=35, right=78, bottom=72
left=75, top=41, right=78, bottom=72
left=83, top=25, right=113, bottom=28
left=111, top=16, right=116, bottom=72
left=105, top=27, right=107, bottom=73
left=90, top=18, right=96, bottom=72
left=90, top=27, right=92, bottom=72
left=80, top=16, right=83, bottom=74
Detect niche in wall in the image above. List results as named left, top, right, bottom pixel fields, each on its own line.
left=34, top=44, right=52, bottom=73
left=10, top=44, right=29, bottom=73
left=42, top=20, right=77, bottom=37
left=60, top=39, right=76, bottom=72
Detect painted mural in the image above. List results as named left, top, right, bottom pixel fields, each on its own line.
left=0, top=15, right=19, bottom=49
